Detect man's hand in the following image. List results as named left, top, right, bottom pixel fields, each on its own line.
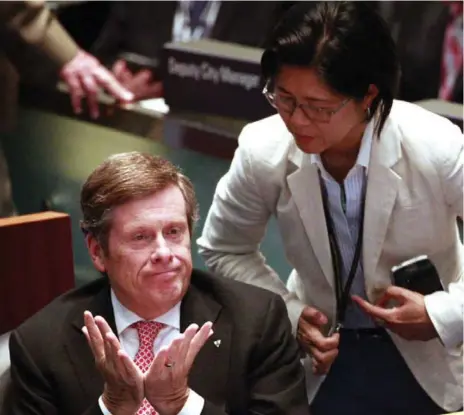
left=82, top=311, right=144, bottom=415
left=297, top=306, right=339, bottom=375
left=60, top=50, right=134, bottom=119
left=145, top=322, right=213, bottom=415
left=352, top=286, right=439, bottom=341
left=112, top=59, right=163, bottom=101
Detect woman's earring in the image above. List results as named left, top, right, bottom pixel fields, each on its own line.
left=366, top=106, right=372, bottom=119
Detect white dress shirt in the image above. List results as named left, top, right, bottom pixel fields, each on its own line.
left=98, top=290, right=204, bottom=415
left=172, top=1, right=221, bottom=43
left=0, top=331, right=11, bottom=400
left=310, top=120, right=375, bottom=328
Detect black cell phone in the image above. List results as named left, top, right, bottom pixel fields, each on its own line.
left=391, top=255, right=444, bottom=295
left=118, top=52, right=160, bottom=79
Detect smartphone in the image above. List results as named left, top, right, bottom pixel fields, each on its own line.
left=391, top=255, right=443, bottom=295
left=118, top=51, right=160, bottom=79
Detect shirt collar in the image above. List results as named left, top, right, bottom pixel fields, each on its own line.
left=310, top=118, right=374, bottom=170
left=111, top=289, right=181, bottom=336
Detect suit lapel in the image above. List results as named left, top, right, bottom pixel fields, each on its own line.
left=61, top=275, right=231, bottom=406
left=363, top=117, right=402, bottom=296
left=181, top=276, right=231, bottom=407
left=287, top=146, right=335, bottom=288
left=64, top=281, right=115, bottom=401
left=158, top=1, right=179, bottom=45
left=210, top=2, right=239, bottom=40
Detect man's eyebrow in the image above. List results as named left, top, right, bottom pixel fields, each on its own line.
left=165, top=219, right=188, bottom=226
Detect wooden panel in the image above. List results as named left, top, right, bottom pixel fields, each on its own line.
left=0, top=212, right=75, bottom=334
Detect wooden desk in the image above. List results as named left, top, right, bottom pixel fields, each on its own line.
left=19, top=84, right=243, bottom=160
left=0, top=212, right=75, bottom=334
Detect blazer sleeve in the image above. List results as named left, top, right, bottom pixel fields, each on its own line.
left=4, top=330, right=103, bottom=415
left=197, top=125, right=306, bottom=335
left=0, top=0, right=78, bottom=69
left=198, top=294, right=310, bottom=415
left=424, top=122, right=464, bottom=350
left=247, top=294, right=309, bottom=415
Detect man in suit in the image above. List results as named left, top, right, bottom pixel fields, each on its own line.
left=91, top=1, right=287, bottom=100
left=3, top=152, right=309, bottom=415
left=198, top=2, right=463, bottom=414
left=0, top=1, right=133, bottom=217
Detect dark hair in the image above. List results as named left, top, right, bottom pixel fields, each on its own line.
left=261, top=1, right=400, bottom=136
left=80, top=152, right=199, bottom=254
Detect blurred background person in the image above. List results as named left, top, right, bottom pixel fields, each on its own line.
left=0, top=0, right=133, bottom=217
left=91, top=1, right=289, bottom=100
left=198, top=2, right=463, bottom=414
left=378, top=0, right=463, bottom=103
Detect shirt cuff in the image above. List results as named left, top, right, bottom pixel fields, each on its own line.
left=283, top=290, right=307, bottom=337
left=424, top=290, right=463, bottom=350
left=178, top=389, right=205, bottom=415
left=98, top=390, right=204, bottom=415
left=98, top=396, right=112, bottom=415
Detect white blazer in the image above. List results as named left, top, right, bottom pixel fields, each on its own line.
left=197, top=100, right=463, bottom=411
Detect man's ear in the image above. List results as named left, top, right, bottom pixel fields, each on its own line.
left=85, top=234, right=106, bottom=273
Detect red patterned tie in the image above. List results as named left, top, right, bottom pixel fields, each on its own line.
left=131, top=321, right=166, bottom=415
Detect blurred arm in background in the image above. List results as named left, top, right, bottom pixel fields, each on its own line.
left=0, top=0, right=133, bottom=119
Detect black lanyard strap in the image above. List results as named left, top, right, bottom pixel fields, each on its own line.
left=318, top=170, right=368, bottom=326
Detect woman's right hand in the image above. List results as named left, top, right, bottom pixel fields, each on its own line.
left=297, top=306, right=340, bottom=375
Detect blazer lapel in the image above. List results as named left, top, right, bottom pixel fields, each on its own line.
left=287, top=146, right=335, bottom=288
left=363, top=117, right=402, bottom=297
left=286, top=115, right=403, bottom=293
left=181, top=278, right=231, bottom=407
left=64, top=282, right=115, bottom=401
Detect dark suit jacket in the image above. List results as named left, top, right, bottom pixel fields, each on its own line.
left=92, top=1, right=285, bottom=66
left=3, top=269, right=309, bottom=415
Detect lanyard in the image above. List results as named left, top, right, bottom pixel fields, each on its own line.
left=318, top=170, right=368, bottom=328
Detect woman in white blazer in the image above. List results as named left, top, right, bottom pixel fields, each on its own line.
left=198, top=2, right=463, bottom=414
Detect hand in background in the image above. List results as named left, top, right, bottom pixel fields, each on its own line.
left=297, top=306, right=339, bottom=375
left=352, top=286, right=438, bottom=341
left=60, top=50, right=134, bottom=119
left=112, top=59, right=163, bottom=101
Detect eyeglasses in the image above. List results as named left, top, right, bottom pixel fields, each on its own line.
left=263, top=83, right=350, bottom=123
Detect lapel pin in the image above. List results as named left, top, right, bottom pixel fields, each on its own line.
left=213, top=339, right=221, bottom=348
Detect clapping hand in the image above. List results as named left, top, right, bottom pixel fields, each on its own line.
left=83, top=311, right=213, bottom=415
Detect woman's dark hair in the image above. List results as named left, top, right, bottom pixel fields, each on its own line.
left=261, top=1, right=401, bottom=136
